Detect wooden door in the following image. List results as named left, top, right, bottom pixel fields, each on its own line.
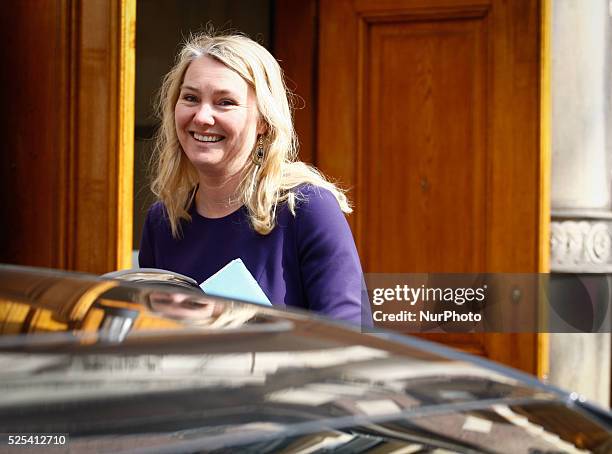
left=0, top=0, right=136, bottom=274
left=314, top=0, right=549, bottom=375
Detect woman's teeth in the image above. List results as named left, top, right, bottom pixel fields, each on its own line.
left=193, top=132, right=223, bottom=142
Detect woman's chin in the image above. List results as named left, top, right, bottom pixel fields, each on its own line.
left=190, top=159, right=246, bottom=179
left=186, top=150, right=224, bottom=168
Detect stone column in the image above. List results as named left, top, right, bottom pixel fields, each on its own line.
left=549, top=0, right=611, bottom=407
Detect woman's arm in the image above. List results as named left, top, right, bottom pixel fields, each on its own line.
left=295, top=186, right=371, bottom=326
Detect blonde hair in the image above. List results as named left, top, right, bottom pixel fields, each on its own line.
left=151, top=32, right=351, bottom=238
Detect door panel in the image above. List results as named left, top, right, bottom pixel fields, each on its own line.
left=317, top=0, right=547, bottom=374
left=363, top=18, right=486, bottom=273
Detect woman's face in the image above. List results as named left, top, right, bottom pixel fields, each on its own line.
left=175, top=55, right=264, bottom=176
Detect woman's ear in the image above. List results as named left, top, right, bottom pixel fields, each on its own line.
left=257, top=118, right=268, bottom=136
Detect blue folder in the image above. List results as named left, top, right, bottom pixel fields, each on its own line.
left=199, top=258, right=272, bottom=306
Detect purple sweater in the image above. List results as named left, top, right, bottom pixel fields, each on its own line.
left=139, top=185, right=369, bottom=325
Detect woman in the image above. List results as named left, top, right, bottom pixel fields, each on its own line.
left=139, top=32, right=368, bottom=325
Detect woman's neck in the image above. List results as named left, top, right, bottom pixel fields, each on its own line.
left=195, top=171, right=244, bottom=219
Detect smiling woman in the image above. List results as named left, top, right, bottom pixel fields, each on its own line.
left=138, top=32, right=370, bottom=326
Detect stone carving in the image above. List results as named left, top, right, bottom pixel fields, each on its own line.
left=551, top=220, right=612, bottom=272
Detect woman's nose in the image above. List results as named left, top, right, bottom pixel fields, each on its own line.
left=193, top=103, right=215, bottom=125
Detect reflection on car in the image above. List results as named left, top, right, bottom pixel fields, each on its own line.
left=0, top=264, right=610, bottom=453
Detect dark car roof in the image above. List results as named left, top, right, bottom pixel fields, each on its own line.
left=0, top=264, right=610, bottom=453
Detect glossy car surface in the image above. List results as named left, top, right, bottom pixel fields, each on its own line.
left=0, top=264, right=610, bottom=453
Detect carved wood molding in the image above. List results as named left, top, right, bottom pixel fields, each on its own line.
left=356, top=2, right=491, bottom=22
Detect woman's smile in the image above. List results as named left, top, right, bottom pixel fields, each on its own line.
left=191, top=132, right=225, bottom=143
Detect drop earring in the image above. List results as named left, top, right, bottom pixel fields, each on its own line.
left=249, top=136, right=265, bottom=199
left=252, top=136, right=265, bottom=165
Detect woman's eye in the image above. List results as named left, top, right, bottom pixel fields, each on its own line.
left=182, top=94, right=197, bottom=103
left=219, top=99, right=237, bottom=106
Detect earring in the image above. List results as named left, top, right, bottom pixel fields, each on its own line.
left=249, top=136, right=265, bottom=200
left=252, top=136, right=265, bottom=165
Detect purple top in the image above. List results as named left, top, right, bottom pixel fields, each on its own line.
left=138, top=185, right=369, bottom=325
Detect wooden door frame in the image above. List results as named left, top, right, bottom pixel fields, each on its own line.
left=538, top=0, right=551, bottom=381
left=65, top=0, right=135, bottom=272
left=274, top=0, right=318, bottom=165
left=0, top=0, right=135, bottom=274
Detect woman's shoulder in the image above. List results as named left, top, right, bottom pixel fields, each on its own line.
left=287, top=184, right=356, bottom=258
left=145, top=201, right=167, bottom=218
left=144, top=201, right=172, bottom=229
left=278, top=162, right=352, bottom=217
left=292, top=184, right=343, bottom=215
left=293, top=183, right=331, bottom=198
left=287, top=184, right=351, bottom=237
